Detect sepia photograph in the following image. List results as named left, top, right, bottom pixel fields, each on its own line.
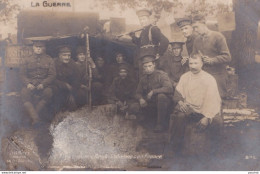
left=0, top=0, right=260, bottom=171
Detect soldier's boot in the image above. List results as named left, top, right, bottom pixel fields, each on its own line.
left=24, top=102, right=39, bottom=125
left=36, top=100, right=47, bottom=114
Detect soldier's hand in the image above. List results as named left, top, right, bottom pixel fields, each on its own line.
left=197, top=117, right=210, bottom=130
left=155, top=54, right=160, bottom=60
left=147, top=90, right=154, bottom=100
left=202, top=56, right=214, bottom=65
left=139, top=98, right=147, bottom=108
left=178, top=101, right=189, bottom=113
left=181, top=56, right=189, bottom=65
left=129, top=32, right=135, bottom=38
left=27, top=84, right=35, bottom=90
left=66, top=83, right=72, bottom=91
left=37, top=84, right=44, bottom=90
left=81, top=84, right=89, bottom=90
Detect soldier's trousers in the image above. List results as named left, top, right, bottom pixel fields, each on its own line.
left=21, top=87, right=53, bottom=104
left=169, top=109, right=223, bottom=157
left=129, top=93, right=171, bottom=129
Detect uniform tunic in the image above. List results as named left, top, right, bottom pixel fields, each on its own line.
left=132, top=25, right=169, bottom=57
left=186, top=34, right=196, bottom=56
left=192, top=30, right=231, bottom=97
left=132, top=69, right=173, bottom=129
left=20, top=53, right=56, bottom=103
left=20, top=54, right=56, bottom=87
left=54, top=58, right=79, bottom=110
left=159, top=51, right=188, bottom=87
left=108, top=76, right=136, bottom=103
left=135, top=70, right=173, bottom=100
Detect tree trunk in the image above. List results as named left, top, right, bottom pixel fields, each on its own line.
left=231, top=0, right=260, bottom=79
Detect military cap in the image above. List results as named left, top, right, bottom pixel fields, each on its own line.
left=192, top=14, right=206, bottom=23
left=170, top=42, right=185, bottom=49
left=76, top=46, right=85, bottom=55
left=58, top=45, right=71, bottom=53
left=33, top=40, right=46, bottom=47
left=142, top=55, right=155, bottom=64
left=136, top=8, right=152, bottom=17
left=118, top=64, right=129, bottom=72
left=176, top=17, right=192, bottom=28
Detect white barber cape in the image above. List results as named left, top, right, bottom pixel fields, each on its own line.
left=176, top=70, right=221, bottom=119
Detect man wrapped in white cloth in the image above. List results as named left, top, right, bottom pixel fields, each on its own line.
left=169, top=53, right=223, bottom=158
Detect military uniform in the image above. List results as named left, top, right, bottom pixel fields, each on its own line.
left=159, top=42, right=188, bottom=88
left=91, top=63, right=110, bottom=105
left=160, top=53, right=187, bottom=87
left=131, top=24, right=169, bottom=58
left=131, top=65, right=173, bottom=132
left=192, top=31, right=231, bottom=98
left=20, top=52, right=56, bottom=124
left=75, top=61, right=89, bottom=107
left=186, top=34, right=196, bottom=56
left=54, top=58, right=79, bottom=111
left=108, top=65, right=136, bottom=103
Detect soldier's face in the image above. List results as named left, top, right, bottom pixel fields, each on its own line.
left=143, top=62, right=155, bottom=74
left=192, top=22, right=206, bottom=35
left=116, top=54, right=124, bottom=63
left=139, top=16, right=150, bottom=27
left=77, top=53, right=86, bottom=62
left=96, top=57, right=105, bottom=67
left=180, top=25, right=193, bottom=38
left=189, top=57, right=203, bottom=74
left=119, top=69, right=128, bottom=79
left=172, top=48, right=182, bottom=57
left=59, top=52, right=71, bottom=64
left=33, top=45, right=45, bottom=55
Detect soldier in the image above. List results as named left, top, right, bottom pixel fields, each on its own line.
left=129, top=8, right=169, bottom=60
left=20, top=40, right=56, bottom=125
left=176, top=17, right=197, bottom=56
left=133, top=55, right=173, bottom=132
left=53, top=46, right=78, bottom=111
left=159, top=42, right=188, bottom=88
left=108, top=52, right=135, bottom=86
left=108, top=64, right=137, bottom=114
left=92, top=56, right=109, bottom=105
left=75, top=46, right=89, bottom=107
left=191, top=14, right=231, bottom=98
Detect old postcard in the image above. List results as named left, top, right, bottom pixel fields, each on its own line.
left=0, top=0, right=260, bottom=171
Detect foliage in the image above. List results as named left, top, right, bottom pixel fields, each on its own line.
left=98, top=0, right=232, bottom=18
left=0, top=0, right=20, bottom=23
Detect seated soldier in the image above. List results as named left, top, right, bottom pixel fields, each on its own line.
left=108, top=52, right=135, bottom=86
left=169, top=54, right=223, bottom=158
left=20, top=40, right=56, bottom=125
left=130, top=54, right=173, bottom=132
left=75, top=46, right=96, bottom=107
left=91, top=56, right=109, bottom=105
left=159, top=41, right=188, bottom=88
left=107, top=64, right=137, bottom=114
left=53, top=46, right=78, bottom=111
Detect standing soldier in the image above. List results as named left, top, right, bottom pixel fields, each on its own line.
left=129, top=8, right=169, bottom=62
left=133, top=54, right=173, bottom=132
left=53, top=46, right=78, bottom=111
left=191, top=14, right=231, bottom=98
left=159, top=42, right=188, bottom=89
left=20, top=40, right=56, bottom=125
left=176, top=17, right=197, bottom=56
